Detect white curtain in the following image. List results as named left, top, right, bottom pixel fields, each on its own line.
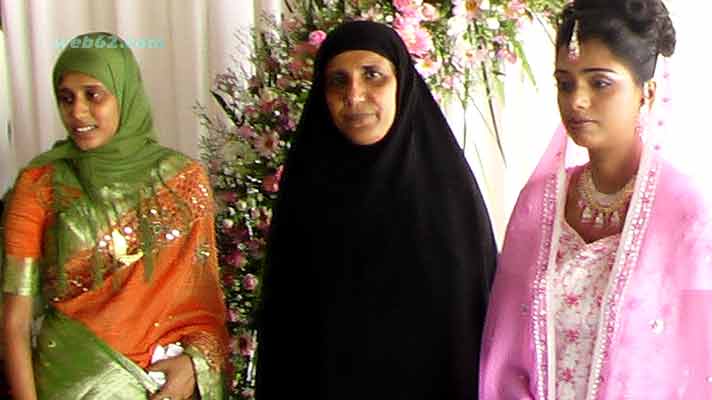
left=1, top=0, right=707, bottom=243
left=0, top=0, right=282, bottom=193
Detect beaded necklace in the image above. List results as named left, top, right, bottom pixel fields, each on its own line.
left=577, top=165, right=636, bottom=229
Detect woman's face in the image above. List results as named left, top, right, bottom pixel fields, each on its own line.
left=555, top=39, right=645, bottom=152
left=57, top=72, right=120, bottom=151
left=324, top=50, right=397, bottom=145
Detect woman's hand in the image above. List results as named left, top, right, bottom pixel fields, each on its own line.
left=147, top=354, right=196, bottom=400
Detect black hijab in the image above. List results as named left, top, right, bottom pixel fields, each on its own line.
left=256, top=21, right=496, bottom=400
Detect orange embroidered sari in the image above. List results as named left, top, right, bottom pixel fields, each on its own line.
left=3, top=154, right=228, bottom=399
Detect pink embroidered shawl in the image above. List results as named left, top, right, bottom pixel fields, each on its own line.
left=480, top=122, right=712, bottom=399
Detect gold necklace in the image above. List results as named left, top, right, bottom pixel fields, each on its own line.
left=577, top=165, right=636, bottom=229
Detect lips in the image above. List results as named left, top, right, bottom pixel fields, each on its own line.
left=566, top=116, right=595, bottom=130
left=72, top=125, right=97, bottom=135
left=343, top=113, right=375, bottom=126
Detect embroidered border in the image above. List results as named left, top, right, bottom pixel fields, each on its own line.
left=585, top=155, right=662, bottom=399
left=532, top=172, right=560, bottom=399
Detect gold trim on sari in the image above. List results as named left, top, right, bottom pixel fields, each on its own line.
left=2, top=255, right=40, bottom=296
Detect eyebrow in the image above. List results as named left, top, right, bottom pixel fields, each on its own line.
left=327, top=63, right=388, bottom=72
left=555, top=67, right=619, bottom=75
left=57, top=84, right=105, bottom=91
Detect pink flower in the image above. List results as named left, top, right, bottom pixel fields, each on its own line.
left=276, top=76, right=291, bottom=90
left=246, top=238, right=266, bottom=258
left=262, top=166, right=284, bottom=193
left=237, top=125, right=256, bottom=139
left=564, top=293, right=580, bottom=306
left=241, top=389, right=255, bottom=399
left=222, top=273, right=235, bottom=287
left=394, top=18, right=434, bottom=57
left=244, top=105, right=259, bottom=119
left=505, top=0, right=526, bottom=19
left=254, top=132, right=281, bottom=158
left=496, top=47, right=518, bottom=63
left=564, top=329, right=580, bottom=343
left=561, top=368, right=574, bottom=382
left=228, top=309, right=243, bottom=323
left=393, top=0, right=422, bottom=17
left=415, top=56, right=442, bottom=78
left=225, top=250, right=247, bottom=269
left=242, top=273, right=259, bottom=291
left=237, top=333, right=255, bottom=357
left=308, top=30, right=327, bottom=47
left=217, top=191, right=238, bottom=204
left=419, top=3, right=439, bottom=21
left=262, top=174, right=279, bottom=193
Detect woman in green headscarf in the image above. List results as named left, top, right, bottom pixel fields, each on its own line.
left=2, top=32, right=228, bottom=399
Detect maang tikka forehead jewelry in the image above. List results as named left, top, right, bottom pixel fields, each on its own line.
left=567, top=18, right=581, bottom=61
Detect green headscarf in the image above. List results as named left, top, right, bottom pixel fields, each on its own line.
left=30, top=32, right=173, bottom=193
left=24, top=32, right=185, bottom=289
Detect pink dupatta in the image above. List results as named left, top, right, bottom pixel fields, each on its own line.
left=480, top=63, right=712, bottom=399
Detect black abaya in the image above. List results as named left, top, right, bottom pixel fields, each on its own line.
left=256, top=21, right=497, bottom=400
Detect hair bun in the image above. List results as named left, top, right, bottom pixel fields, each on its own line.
left=657, top=13, right=676, bottom=57
left=622, top=0, right=656, bottom=27
left=574, top=0, right=676, bottom=57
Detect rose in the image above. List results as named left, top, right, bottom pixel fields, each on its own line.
left=262, top=173, right=280, bottom=193
left=308, top=30, right=327, bottom=47
left=262, top=166, right=284, bottom=193
left=225, top=250, right=247, bottom=269
left=237, top=333, right=255, bottom=357
left=242, top=273, right=259, bottom=292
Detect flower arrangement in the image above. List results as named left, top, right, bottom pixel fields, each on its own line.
left=197, top=0, right=565, bottom=397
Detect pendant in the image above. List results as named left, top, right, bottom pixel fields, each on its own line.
left=581, top=206, right=593, bottom=224
left=594, top=212, right=605, bottom=228
left=610, top=210, right=621, bottom=227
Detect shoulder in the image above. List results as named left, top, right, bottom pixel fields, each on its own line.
left=152, top=149, right=208, bottom=182
left=17, top=164, right=54, bottom=183
left=656, top=160, right=710, bottom=219
left=13, top=164, right=54, bottom=191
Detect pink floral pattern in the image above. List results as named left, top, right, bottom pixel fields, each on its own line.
left=552, top=220, right=620, bottom=399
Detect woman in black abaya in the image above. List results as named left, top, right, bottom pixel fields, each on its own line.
left=256, top=21, right=496, bottom=399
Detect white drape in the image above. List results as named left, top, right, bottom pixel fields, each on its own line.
left=0, top=0, right=282, bottom=191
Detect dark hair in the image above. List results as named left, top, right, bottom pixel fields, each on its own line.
left=556, top=0, right=676, bottom=83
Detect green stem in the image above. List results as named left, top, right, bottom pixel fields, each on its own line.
left=480, top=61, right=507, bottom=166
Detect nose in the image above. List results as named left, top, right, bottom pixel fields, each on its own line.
left=344, top=79, right=365, bottom=106
left=571, top=87, right=591, bottom=110
left=70, top=98, right=90, bottom=119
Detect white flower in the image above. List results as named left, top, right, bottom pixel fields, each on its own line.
left=447, top=15, right=469, bottom=36
left=486, top=17, right=500, bottom=30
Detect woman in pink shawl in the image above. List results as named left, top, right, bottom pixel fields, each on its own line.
left=480, top=0, right=712, bottom=398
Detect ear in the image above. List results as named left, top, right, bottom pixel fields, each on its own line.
left=642, top=80, right=657, bottom=108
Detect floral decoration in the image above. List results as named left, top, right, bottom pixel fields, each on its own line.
left=197, top=0, right=565, bottom=397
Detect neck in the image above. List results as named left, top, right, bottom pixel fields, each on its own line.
left=587, top=136, right=642, bottom=193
